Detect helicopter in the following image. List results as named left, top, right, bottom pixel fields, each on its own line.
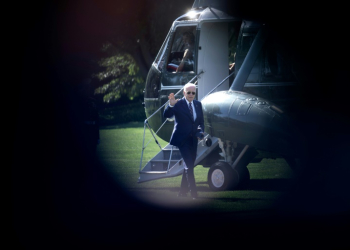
left=138, top=0, right=349, bottom=192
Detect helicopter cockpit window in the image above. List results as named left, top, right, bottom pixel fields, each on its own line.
left=166, top=26, right=196, bottom=73
left=154, top=35, right=169, bottom=71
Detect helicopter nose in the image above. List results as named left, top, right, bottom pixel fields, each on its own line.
left=202, top=91, right=296, bottom=157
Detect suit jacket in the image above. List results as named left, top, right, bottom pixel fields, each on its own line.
left=163, top=97, right=204, bottom=147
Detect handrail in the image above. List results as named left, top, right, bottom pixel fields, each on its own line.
left=140, top=70, right=235, bottom=173
left=139, top=71, right=203, bottom=172
left=200, top=70, right=235, bottom=101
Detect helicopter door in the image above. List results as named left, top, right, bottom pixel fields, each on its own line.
left=197, top=22, right=230, bottom=100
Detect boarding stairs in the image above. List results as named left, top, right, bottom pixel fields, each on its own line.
left=138, top=133, right=219, bottom=183
left=138, top=71, right=234, bottom=183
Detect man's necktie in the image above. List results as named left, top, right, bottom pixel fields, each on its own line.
left=189, top=102, right=193, bottom=120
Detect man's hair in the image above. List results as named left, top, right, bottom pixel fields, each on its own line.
left=184, top=83, right=196, bottom=92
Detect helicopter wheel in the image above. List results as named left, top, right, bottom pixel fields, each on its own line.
left=208, top=162, right=238, bottom=191
left=207, top=161, right=251, bottom=191
left=233, top=147, right=254, bottom=190
left=284, top=156, right=305, bottom=178
left=235, top=163, right=250, bottom=190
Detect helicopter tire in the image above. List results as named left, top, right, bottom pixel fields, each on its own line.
left=284, top=156, right=305, bottom=178
left=208, top=161, right=239, bottom=191
left=231, top=146, right=258, bottom=190
left=235, top=164, right=250, bottom=190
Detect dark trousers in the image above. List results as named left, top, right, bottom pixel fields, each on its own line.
left=178, top=135, right=198, bottom=196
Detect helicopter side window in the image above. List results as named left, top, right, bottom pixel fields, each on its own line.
left=241, top=33, right=255, bottom=53
left=166, top=26, right=196, bottom=73
left=261, top=31, right=296, bottom=82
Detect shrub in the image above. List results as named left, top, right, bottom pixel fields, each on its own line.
left=98, top=102, right=146, bottom=126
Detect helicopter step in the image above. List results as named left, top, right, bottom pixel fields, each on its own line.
left=138, top=134, right=219, bottom=183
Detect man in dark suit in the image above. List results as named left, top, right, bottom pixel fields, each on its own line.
left=164, top=83, right=204, bottom=199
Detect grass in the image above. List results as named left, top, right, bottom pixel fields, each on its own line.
left=96, top=122, right=297, bottom=218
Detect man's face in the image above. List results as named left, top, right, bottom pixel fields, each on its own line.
left=184, top=86, right=196, bottom=102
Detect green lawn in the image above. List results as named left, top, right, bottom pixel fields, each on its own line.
left=96, top=122, right=296, bottom=218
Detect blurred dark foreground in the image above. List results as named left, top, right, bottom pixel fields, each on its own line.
left=12, top=1, right=350, bottom=248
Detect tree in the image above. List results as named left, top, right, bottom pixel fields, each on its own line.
left=92, top=0, right=194, bottom=103
left=93, top=43, right=144, bottom=103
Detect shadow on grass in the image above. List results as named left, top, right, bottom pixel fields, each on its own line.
left=248, top=178, right=296, bottom=192
left=133, top=178, right=295, bottom=193
left=198, top=179, right=295, bottom=192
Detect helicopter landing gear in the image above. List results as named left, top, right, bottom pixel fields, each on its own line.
left=208, top=161, right=237, bottom=191
left=207, top=140, right=256, bottom=191
left=207, top=160, right=250, bottom=191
